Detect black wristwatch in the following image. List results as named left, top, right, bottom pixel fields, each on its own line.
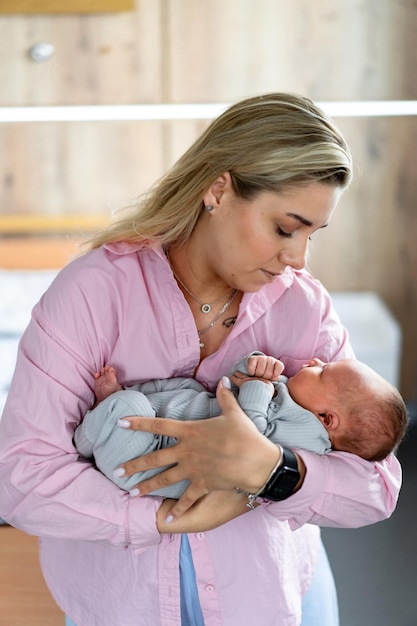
left=259, top=447, right=300, bottom=501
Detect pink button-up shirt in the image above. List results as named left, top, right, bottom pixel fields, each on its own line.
left=0, top=243, right=401, bottom=626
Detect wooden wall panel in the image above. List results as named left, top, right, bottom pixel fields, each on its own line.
left=164, top=1, right=405, bottom=102
left=0, top=121, right=165, bottom=214
left=0, top=1, right=410, bottom=106
left=0, top=0, right=133, bottom=12
left=0, top=0, right=416, bottom=398
left=0, top=1, right=162, bottom=105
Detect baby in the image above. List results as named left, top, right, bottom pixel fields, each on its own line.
left=74, top=352, right=408, bottom=498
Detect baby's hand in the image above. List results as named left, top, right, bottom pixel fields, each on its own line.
left=246, top=354, right=284, bottom=380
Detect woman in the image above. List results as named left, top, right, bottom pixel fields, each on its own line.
left=0, top=93, right=401, bottom=626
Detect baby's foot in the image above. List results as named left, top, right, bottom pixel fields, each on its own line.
left=94, top=366, right=122, bottom=402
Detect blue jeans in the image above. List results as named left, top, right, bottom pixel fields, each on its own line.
left=65, top=540, right=338, bottom=626
left=300, top=541, right=340, bottom=626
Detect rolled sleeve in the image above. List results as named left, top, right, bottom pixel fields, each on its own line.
left=263, top=449, right=402, bottom=530
left=127, top=495, right=163, bottom=554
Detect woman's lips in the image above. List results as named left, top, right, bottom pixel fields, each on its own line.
left=261, top=269, right=281, bottom=282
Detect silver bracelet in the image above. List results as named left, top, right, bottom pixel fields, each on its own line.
left=235, top=444, right=284, bottom=510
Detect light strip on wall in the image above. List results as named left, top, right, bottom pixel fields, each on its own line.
left=0, top=101, right=417, bottom=123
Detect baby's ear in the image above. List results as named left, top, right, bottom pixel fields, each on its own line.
left=317, top=411, right=339, bottom=431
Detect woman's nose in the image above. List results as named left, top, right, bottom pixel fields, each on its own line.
left=279, top=238, right=308, bottom=270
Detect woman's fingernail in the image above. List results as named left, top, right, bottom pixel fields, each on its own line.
left=222, top=376, right=231, bottom=389
left=118, top=419, right=131, bottom=428
left=113, top=467, right=126, bottom=478
left=165, top=515, right=174, bottom=524
left=129, top=488, right=140, bottom=497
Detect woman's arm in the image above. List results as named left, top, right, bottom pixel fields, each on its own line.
left=0, top=271, right=163, bottom=553
left=156, top=491, right=252, bottom=533
left=267, top=447, right=401, bottom=530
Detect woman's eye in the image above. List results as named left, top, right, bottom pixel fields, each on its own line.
left=276, top=226, right=292, bottom=238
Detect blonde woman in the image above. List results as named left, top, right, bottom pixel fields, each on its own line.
left=0, top=93, right=401, bottom=626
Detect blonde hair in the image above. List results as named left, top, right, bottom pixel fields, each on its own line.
left=87, top=92, right=353, bottom=250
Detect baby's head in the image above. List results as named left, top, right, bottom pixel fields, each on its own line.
left=287, top=358, right=408, bottom=461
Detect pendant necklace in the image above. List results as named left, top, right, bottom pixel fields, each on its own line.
left=198, top=289, right=239, bottom=348
left=167, top=250, right=236, bottom=314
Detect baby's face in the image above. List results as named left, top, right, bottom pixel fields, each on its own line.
left=286, top=358, right=364, bottom=415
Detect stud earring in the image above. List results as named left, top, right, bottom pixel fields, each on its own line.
left=204, top=205, right=214, bottom=212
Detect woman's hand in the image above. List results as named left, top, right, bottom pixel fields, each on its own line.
left=117, top=378, right=280, bottom=519
left=156, top=490, right=254, bottom=534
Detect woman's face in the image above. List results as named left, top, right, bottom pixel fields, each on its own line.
left=202, top=173, right=342, bottom=292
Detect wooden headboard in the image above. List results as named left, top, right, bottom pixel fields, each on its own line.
left=0, top=214, right=108, bottom=269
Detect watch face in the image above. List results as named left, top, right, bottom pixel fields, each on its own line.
left=261, top=448, right=300, bottom=501
left=267, top=467, right=300, bottom=500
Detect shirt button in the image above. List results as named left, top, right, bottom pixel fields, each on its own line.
left=196, top=532, right=205, bottom=540
left=205, top=585, right=214, bottom=593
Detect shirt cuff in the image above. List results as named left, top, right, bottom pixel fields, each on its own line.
left=127, top=494, right=164, bottom=554
left=262, top=448, right=330, bottom=529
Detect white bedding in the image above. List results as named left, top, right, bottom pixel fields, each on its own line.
left=0, top=270, right=57, bottom=415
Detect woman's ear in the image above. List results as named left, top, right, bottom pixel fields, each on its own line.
left=203, top=171, right=232, bottom=210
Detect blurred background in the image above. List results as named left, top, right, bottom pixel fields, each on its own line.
left=0, top=1, right=416, bottom=625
